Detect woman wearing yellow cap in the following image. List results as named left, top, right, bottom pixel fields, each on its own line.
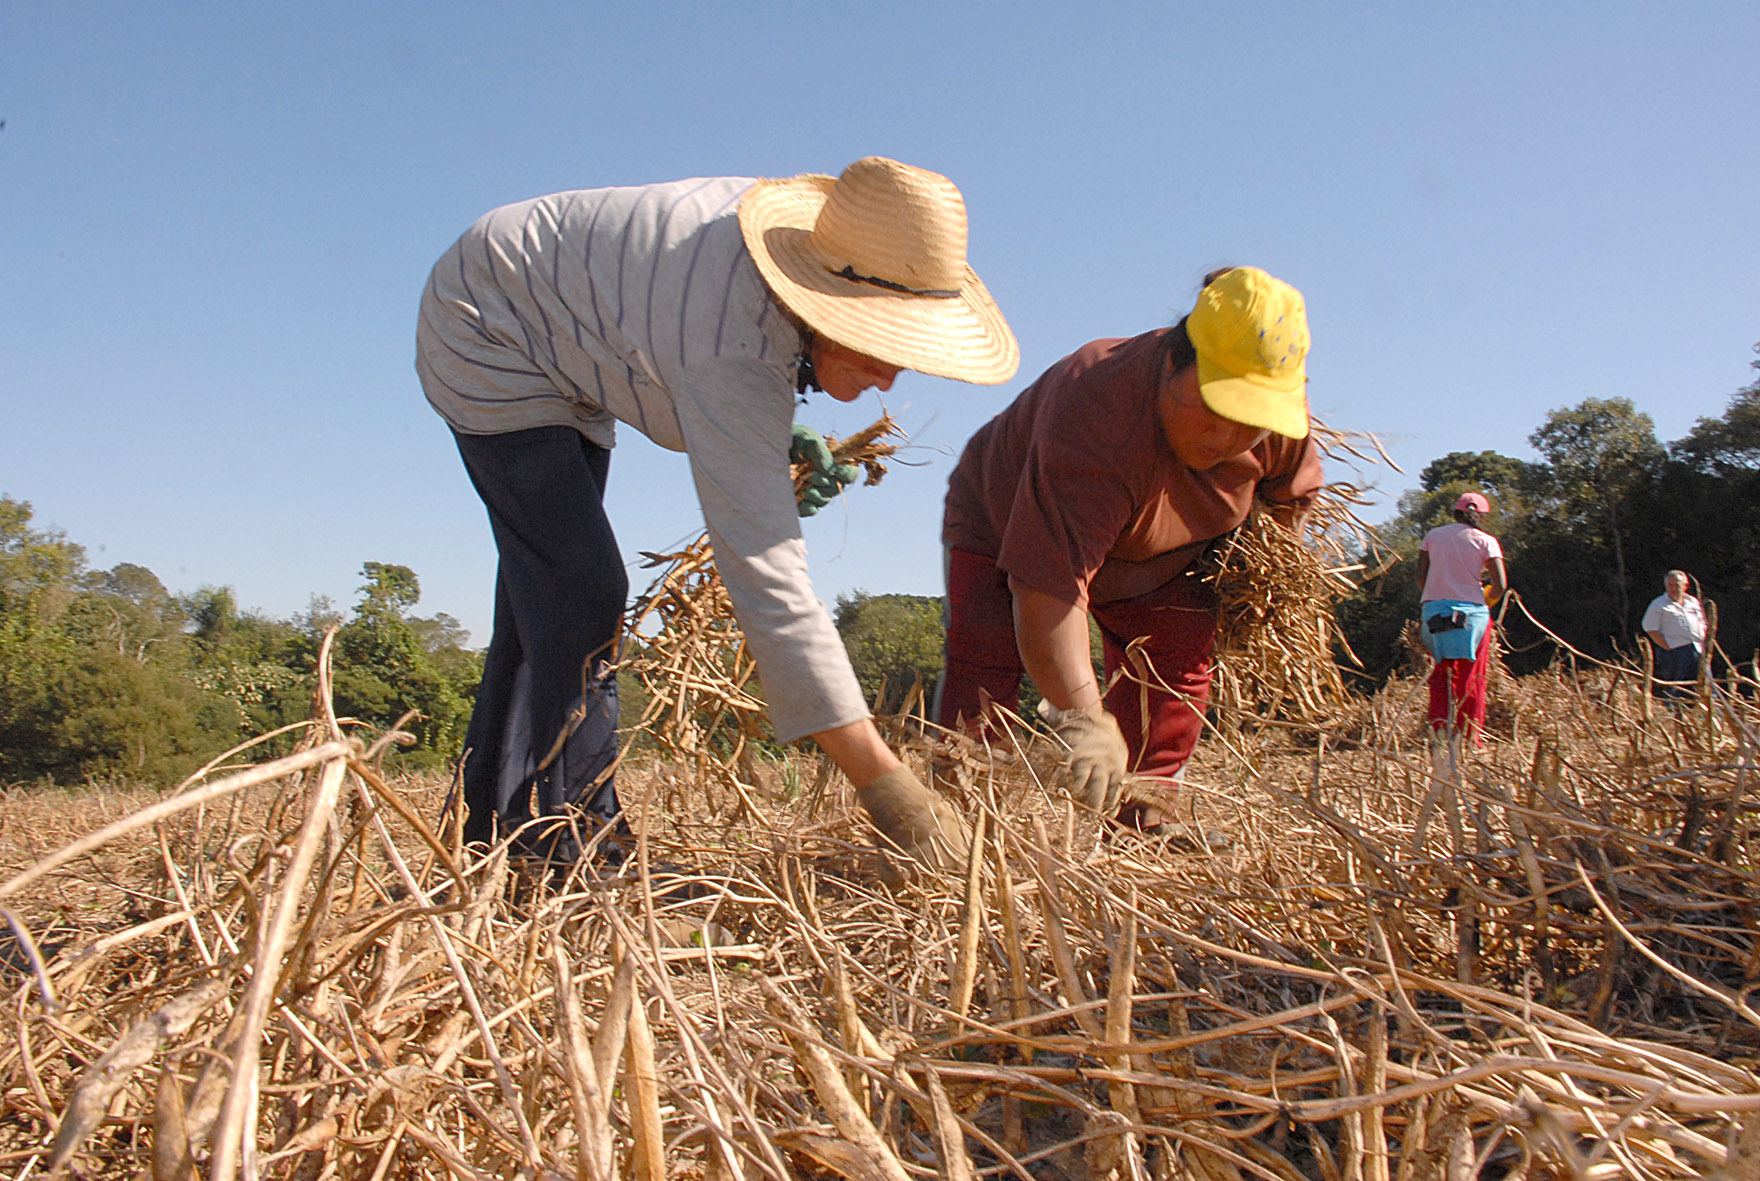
left=936, top=268, right=1322, bottom=829
left=417, top=158, right=1018, bottom=872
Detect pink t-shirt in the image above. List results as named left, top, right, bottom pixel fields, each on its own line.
left=1420, top=522, right=1502, bottom=603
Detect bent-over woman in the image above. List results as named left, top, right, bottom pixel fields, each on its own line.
left=937, top=267, right=1323, bottom=829
left=417, top=157, right=1019, bottom=871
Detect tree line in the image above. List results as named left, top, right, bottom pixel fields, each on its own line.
left=1341, top=346, right=1760, bottom=686
left=3, top=343, right=1755, bottom=784
left=0, top=500, right=481, bottom=784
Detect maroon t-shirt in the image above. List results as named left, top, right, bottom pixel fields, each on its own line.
left=943, top=328, right=1324, bottom=607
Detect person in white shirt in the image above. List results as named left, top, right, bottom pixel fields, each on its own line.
left=416, top=157, right=1019, bottom=870
left=1641, top=570, right=1707, bottom=699
left=1416, top=492, right=1508, bottom=741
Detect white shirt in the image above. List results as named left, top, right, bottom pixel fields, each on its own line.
left=1642, top=593, right=1706, bottom=652
left=416, top=177, right=868, bottom=742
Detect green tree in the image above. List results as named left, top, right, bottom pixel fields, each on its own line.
left=0, top=498, right=238, bottom=782
left=0, top=498, right=491, bottom=783
left=0, top=496, right=85, bottom=597
left=0, top=498, right=88, bottom=777
left=39, top=648, right=232, bottom=783
left=358, top=561, right=421, bottom=615
left=1674, top=345, right=1760, bottom=474
left=1339, top=373, right=1760, bottom=679
left=181, top=585, right=310, bottom=739
left=1623, top=345, right=1760, bottom=664
left=833, top=592, right=945, bottom=715
left=330, top=563, right=479, bottom=766
left=69, top=562, right=186, bottom=663
left=1413, top=451, right=1541, bottom=543
left=184, top=586, right=240, bottom=654
left=1419, top=450, right=1537, bottom=497
left=0, top=497, right=86, bottom=667
left=1526, top=398, right=1663, bottom=635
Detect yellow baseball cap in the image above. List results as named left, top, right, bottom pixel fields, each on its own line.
left=1185, top=267, right=1310, bottom=439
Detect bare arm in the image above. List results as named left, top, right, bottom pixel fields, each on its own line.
left=1415, top=549, right=1430, bottom=596
left=1485, top=556, right=1507, bottom=603
left=809, top=718, right=900, bottom=788
left=1646, top=630, right=1668, bottom=651
left=1009, top=580, right=1101, bottom=713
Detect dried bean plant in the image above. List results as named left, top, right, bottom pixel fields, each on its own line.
left=618, top=414, right=904, bottom=792
left=4, top=636, right=1760, bottom=1180
left=1195, top=423, right=1399, bottom=730
left=6, top=422, right=1760, bottom=1180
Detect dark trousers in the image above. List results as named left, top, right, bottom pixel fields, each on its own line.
left=935, top=548, right=1217, bottom=781
left=1653, top=643, right=1700, bottom=700
left=453, top=426, right=627, bottom=850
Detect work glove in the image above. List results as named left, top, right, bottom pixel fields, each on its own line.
left=1037, top=699, right=1130, bottom=814
left=790, top=424, right=860, bottom=517
left=857, top=766, right=970, bottom=873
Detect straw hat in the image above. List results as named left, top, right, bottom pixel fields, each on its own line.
left=738, top=157, right=1019, bottom=385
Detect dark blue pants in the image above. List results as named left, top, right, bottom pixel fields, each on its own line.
left=1654, top=643, right=1700, bottom=700
left=453, top=426, right=626, bottom=852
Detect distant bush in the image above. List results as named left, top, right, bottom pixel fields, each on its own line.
left=0, top=496, right=482, bottom=785
left=833, top=591, right=944, bottom=715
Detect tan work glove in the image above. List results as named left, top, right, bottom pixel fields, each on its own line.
left=857, top=766, right=970, bottom=873
left=1038, top=699, right=1130, bottom=814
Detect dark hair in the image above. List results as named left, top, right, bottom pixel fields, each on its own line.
left=1165, top=268, right=1235, bottom=375
left=1454, top=507, right=1484, bottom=528
left=1165, top=319, right=1197, bottom=374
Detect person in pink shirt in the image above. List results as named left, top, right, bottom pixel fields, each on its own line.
left=1415, top=492, right=1508, bottom=740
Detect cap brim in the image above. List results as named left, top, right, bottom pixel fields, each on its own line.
left=1195, top=354, right=1311, bottom=439
left=739, top=175, right=1020, bottom=386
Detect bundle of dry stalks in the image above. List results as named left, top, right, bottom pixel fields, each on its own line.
left=619, top=414, right=905, bottom=783
left=1196, top=424, right=1397, bottom=729
left=4, top=624, right=1760, bottom=1180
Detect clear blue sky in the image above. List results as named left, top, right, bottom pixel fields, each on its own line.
left=4, top=3, right=1756, bottom=644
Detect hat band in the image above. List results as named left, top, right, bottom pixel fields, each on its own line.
left=831, top=263, right=960, bottom=299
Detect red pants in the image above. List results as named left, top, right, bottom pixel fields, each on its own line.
left=1428, top=628, right=1492, bottom=736
left=936, top=548, right=1216, bottom=780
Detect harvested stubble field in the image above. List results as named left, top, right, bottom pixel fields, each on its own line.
left=4, top=422, right=1758, bottom=1179
left=1, top=650, right=1759, bottom=1181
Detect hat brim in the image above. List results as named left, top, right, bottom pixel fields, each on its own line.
left=739, top=174, right=1020, bottom=386
left=1195, top=354, right=1311, bottom=440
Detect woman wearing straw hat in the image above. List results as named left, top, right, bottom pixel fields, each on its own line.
left=1416, top=491, right=1507, bottom=744
left=936, top=267, right=1323, bottom=831
left=416, top=157, right=1017, bottom=872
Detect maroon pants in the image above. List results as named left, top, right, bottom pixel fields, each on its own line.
left=1427, top=628, right=1492, bottom=736
left=936, top=548, right=1217, bottom=780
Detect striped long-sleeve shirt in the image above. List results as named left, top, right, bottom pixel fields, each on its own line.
left=415, top=176, right=870, bottom=742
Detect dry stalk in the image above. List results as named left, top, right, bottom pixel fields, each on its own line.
left=1193, top=423, right=1396, bottom=731
left=618, top=413, right=906, bottom=801
left=7, top=466, right=1760, bottom=1181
